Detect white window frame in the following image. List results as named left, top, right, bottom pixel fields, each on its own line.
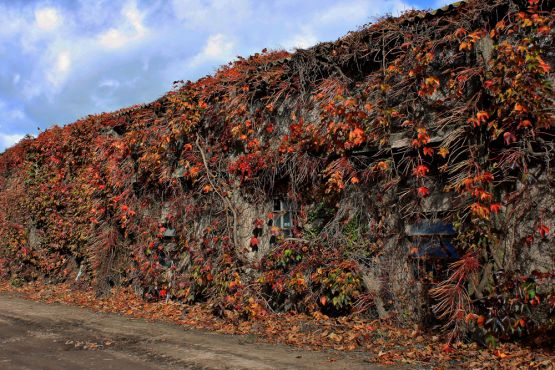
left=272, top=199, right=294, bottom=237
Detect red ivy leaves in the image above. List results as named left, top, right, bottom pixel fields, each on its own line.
left=417, top=186, right=430, bottom=198
left=471, top=202, right=491, bottom=220
left=478, top=172, right=494, bottom=183
left=537, top=224, right=550, bottom=238
left=347, top=127, right=366, bottom=148
left=413, top=165, right=429, bottom=177
left=503, top=132, right=517, bottom=146
left=418, top=76, right=440, bottom=97
left=473, top=188, right=493, bottom=202
left=467, top=111, right=490, bottom=127
left=423, top=147, right=434, bottom=157
left=490, top=203, right=501, bottom=214
left=412, top=128, right=430, bottom=148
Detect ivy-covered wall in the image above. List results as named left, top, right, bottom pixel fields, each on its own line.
left=0, top=0, right=553, bottom=342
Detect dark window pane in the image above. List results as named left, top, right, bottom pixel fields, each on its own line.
left=283, top=212, right=291, bottom=228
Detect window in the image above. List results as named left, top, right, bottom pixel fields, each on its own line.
left=406, top=222, right=458, bottom=259
left=272, top=199, right=295, bottom=237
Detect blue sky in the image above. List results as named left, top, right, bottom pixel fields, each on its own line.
left=0, top=0, right=448, bottom=152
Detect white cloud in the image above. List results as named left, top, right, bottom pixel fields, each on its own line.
left=317, top=0, right=415, bottom=25
left=0, top=133, right=24, bottom=150
left=0, top=6, right=24, bottom=39
left=97, top=0, right=148, bottom=49
left=2, top=6, right=63, bottom=54
left=0, top=0, right=433, bottom=145
left=123, top=1, right=146, bottom=34
left=46, top=51, right=72, bottom=88
left=0, top=100, right=26, bottom=122
left=188, top=33, right=236, bottom=67
left=99, top=79, right=121, bottom=89
left=171, top=0, right=252, bottom=30
left=4, top=0, right=153, bottom=104
left=8, top=109, right=25, bottom=121
left=433, top=0, right=452, bottom=8
left=35, top=7, right=62, bottom=31
left=21, top=81, right=42, bottom=101
left=317, top=1, right=369, bottom=24
left=142, top=58, right=150, bottom=71
left=391, top=0, right=418, bottom=15
left=98, top=28, right=128, bottom=49
left=282, top=28, right=318, bottom=49
left=56, top=52, right=71, bottom=73
left=279, top=0, right=415, bottom=51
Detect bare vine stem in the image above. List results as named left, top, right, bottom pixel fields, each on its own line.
left=195, top=135, right=239, bottom=249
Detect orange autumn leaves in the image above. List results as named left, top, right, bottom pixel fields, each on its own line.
left=411, top=127, right=441, bottom=199
left=467, top=111, right=490, bottom=128
left=418, top=76, right=441, bottom=97
left=459, top=171, right=501, bottom=220
left=458, top=30, right=486, bottom=51
left=347, top=127, right=365, bottom=148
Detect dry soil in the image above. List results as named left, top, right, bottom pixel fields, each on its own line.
left=0, top=294, right=389, bottom=370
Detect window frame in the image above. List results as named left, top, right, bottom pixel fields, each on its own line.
left=272, top=199, right=295, bottom=237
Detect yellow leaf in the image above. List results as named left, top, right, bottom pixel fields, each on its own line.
left=438, top=147, right=449, bottom=158
left=459, top=41, right=471, bottom=51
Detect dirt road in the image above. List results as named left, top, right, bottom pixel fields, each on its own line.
left=0, top=294, right=387, bottom=370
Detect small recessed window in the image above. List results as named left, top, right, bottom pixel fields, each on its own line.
left=272, top=199, right=295, bottom=238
